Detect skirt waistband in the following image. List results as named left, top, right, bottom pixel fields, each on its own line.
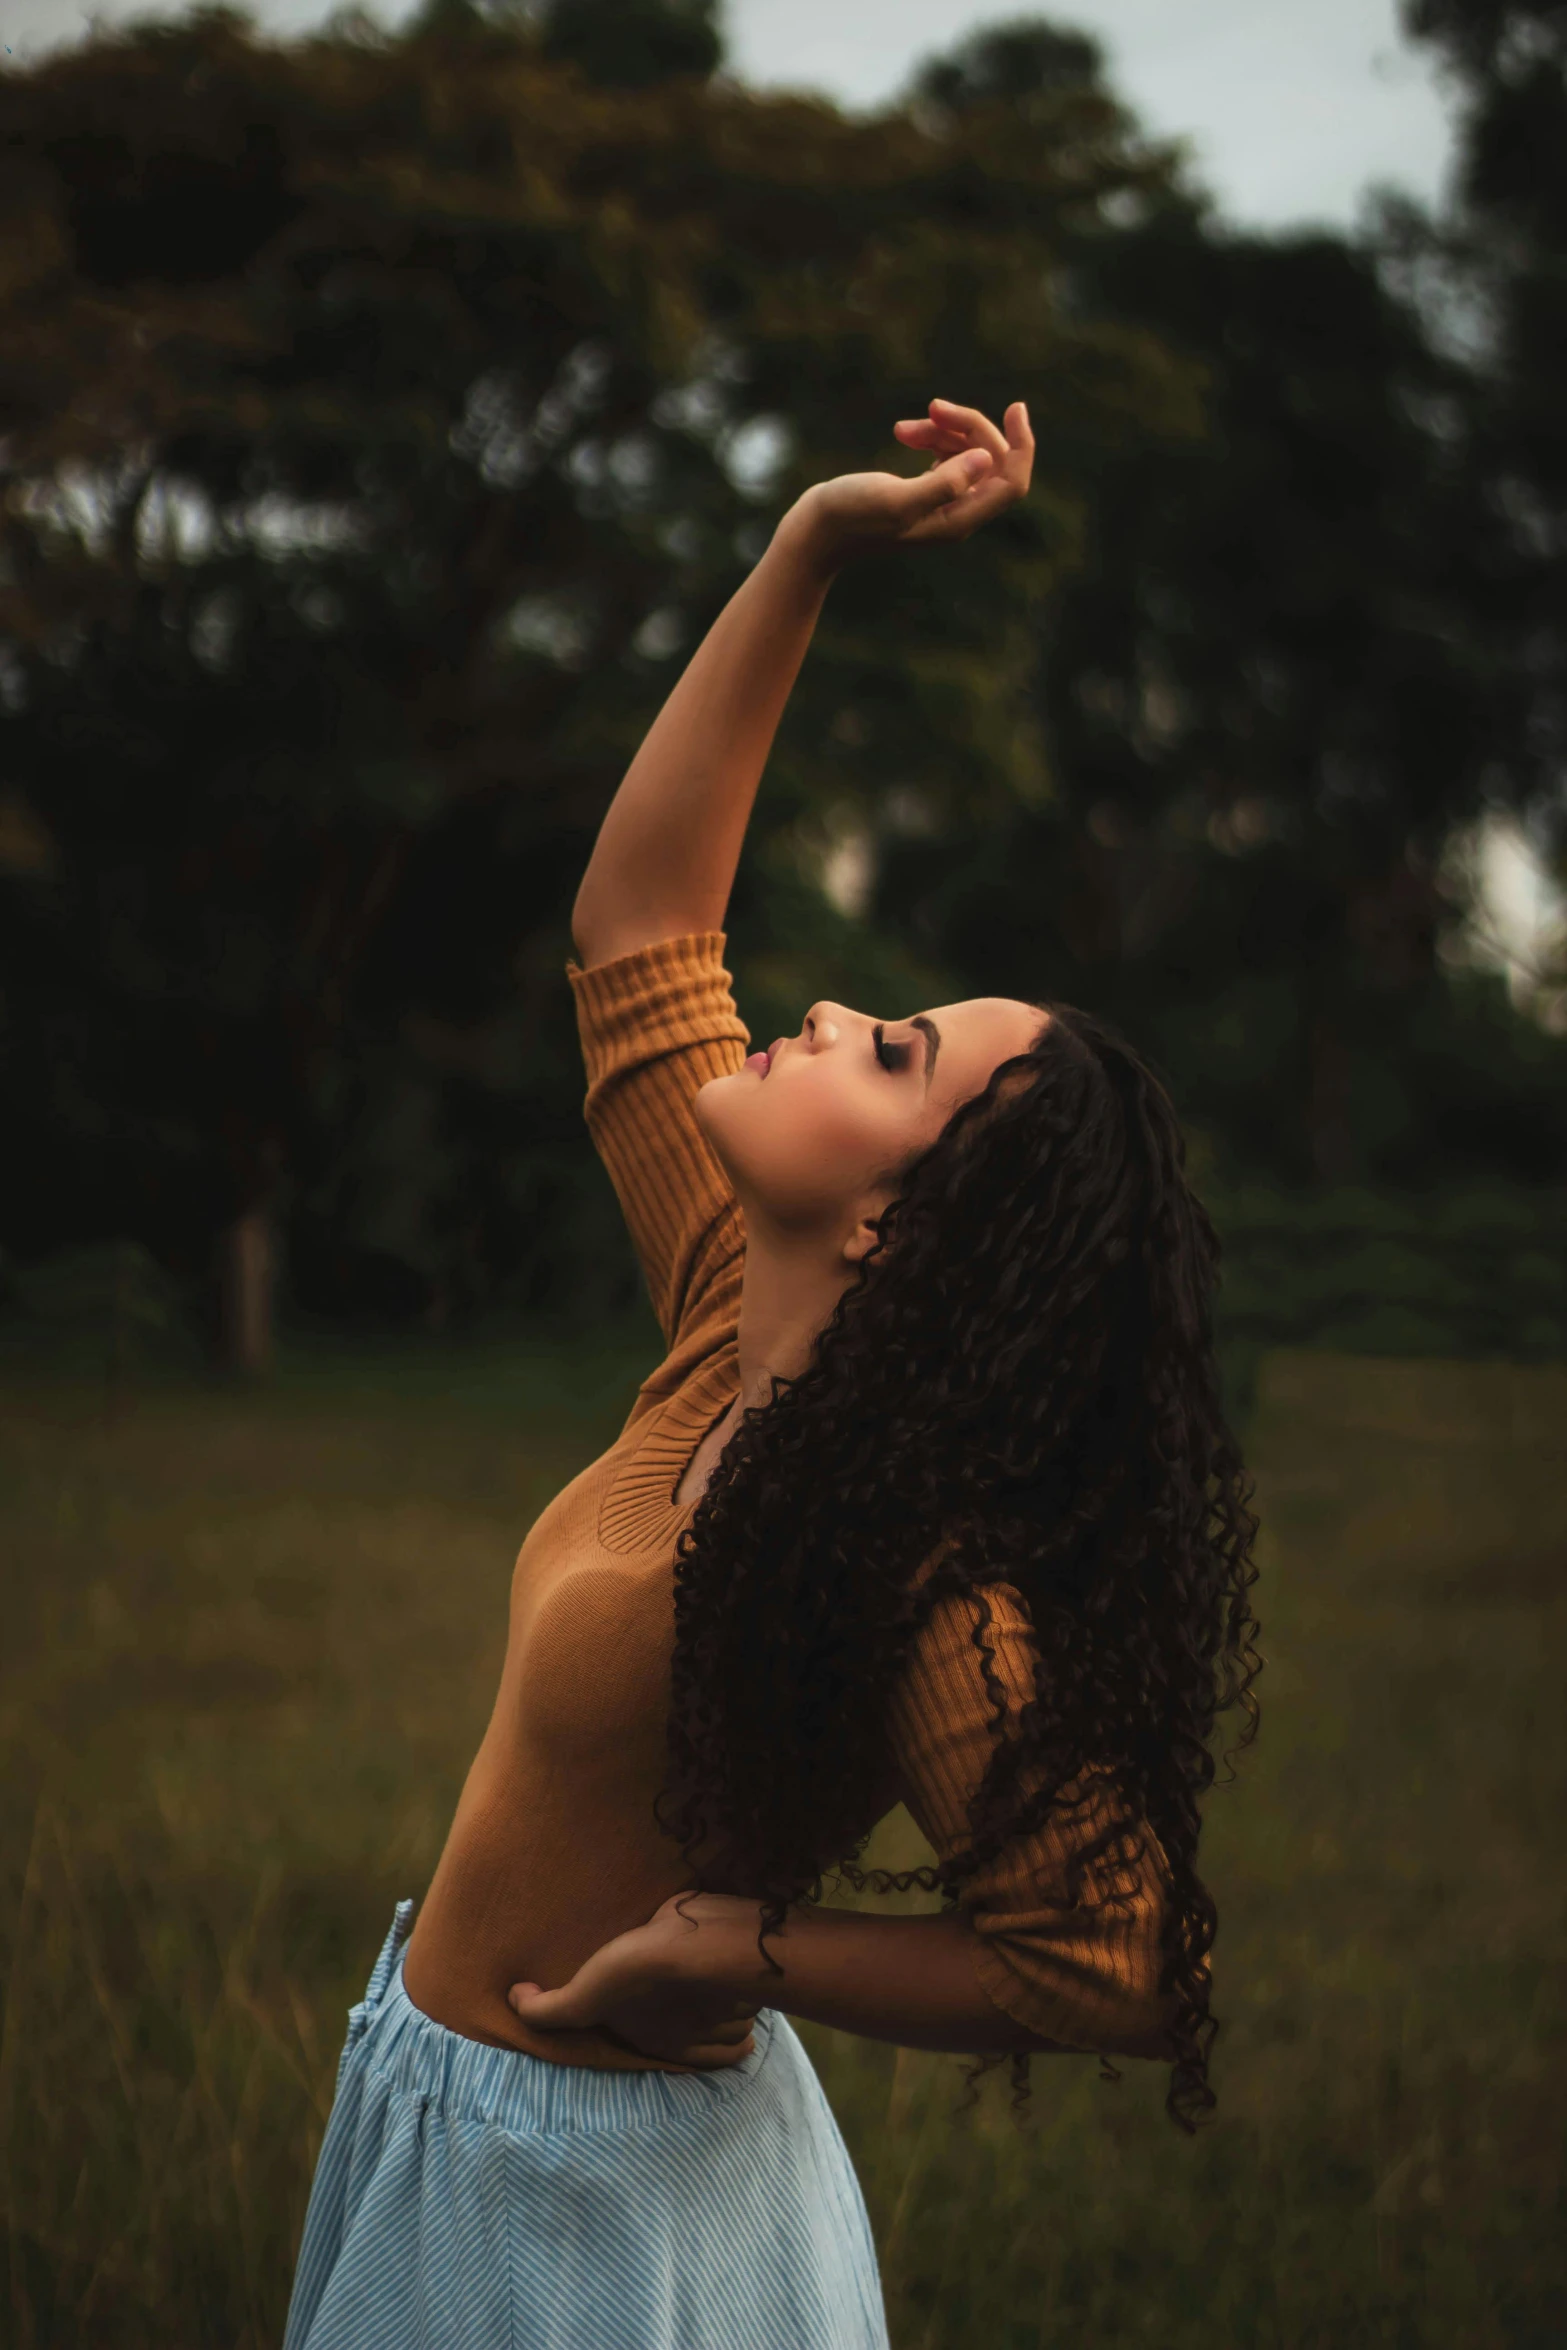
left=351, top=1902, right=780, bottom=2140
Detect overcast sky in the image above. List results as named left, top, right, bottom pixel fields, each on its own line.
left=3, top=0, right=1455, bottom=231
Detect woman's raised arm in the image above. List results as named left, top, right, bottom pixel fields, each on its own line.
left=570, top=398, right=1034, bottom=970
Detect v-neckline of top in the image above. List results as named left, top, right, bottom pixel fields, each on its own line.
left=596, top=1340, right=742, bottom=1555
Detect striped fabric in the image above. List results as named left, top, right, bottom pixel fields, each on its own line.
left=284, top=1905, right=891, bottom=2350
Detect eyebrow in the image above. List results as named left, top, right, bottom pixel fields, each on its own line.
left=910, top=1015, right=941, bottom=1088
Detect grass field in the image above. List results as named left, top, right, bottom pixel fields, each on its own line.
left=2, top=1333, right=1564, bottom=2348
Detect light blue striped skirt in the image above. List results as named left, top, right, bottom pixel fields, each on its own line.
left=284, top=1903, right=890, bottom=2350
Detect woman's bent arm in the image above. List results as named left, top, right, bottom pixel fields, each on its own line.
left=714, top=1902, right=1073, bottom=2057
left=508, top=1886, right=1174, bottom=2066
left=697, top=1898, right=1175, bottom=2061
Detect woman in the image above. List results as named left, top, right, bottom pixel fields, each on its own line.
left=283, top=398, right=1260, bottom=2350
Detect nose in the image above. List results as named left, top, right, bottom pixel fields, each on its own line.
left=803, top=1000, right=848, bottom=1050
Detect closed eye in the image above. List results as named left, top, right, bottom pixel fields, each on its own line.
left=873, top=1023, right=912, bottom=1073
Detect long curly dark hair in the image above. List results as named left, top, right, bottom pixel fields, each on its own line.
left=656, top=1000, right=1261, bottom=2132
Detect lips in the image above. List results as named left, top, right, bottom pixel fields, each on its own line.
left=745, top=1039, right=784, bottom=1078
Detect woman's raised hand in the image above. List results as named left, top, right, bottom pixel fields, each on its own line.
left=787, top=398, right=1033, bottom=572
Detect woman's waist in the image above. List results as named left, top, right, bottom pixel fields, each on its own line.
left=404, top=1831, right=701, bottom=2074
left=399, top=1949, right=697, bottom=2075
left=374, top=1944, right=780, bottom=2113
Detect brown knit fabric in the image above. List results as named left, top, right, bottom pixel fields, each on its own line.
left=402, top=932, right=1173, bottom=2070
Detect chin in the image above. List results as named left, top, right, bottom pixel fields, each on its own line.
left=693, top=1069, right=741, bottom=1160
left=698, top=1072, right=783, bottom=1213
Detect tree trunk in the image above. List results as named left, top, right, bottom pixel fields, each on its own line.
left=219, top=1203, right=275, bottom=1377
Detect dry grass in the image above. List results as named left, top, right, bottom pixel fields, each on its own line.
left=1, top=1335, right=1563, bottom=2348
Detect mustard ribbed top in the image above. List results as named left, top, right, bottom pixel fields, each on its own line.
left=401, top=933, right=1173, bottom=2070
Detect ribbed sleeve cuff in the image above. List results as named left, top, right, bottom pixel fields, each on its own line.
left=970, top=1924, right=1176, bottom=2059
left=567, top=932, right=750, bottom=1088
left=971, top=1929, right=1105, bottom=2053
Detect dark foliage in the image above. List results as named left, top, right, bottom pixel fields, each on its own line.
left=539, top=0, right=722, bottom=90
left=0, top=6, right=1561, bottom=1356
left=1403, top=0, right=1567, bottom=817
left=0, top=8, right=1193, bottom=1346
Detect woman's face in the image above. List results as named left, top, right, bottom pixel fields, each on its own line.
left=697, top=996, right=1044, bottom=1247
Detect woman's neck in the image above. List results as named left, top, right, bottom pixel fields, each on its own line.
left=732, top=1226, right=854, bottom=1413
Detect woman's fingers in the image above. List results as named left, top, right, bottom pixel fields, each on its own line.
left=1001, top=399, right=1035, bottom=489
left=703, top=2012, right=758, bottom=2043
left=893, top=399, right=1033, bottom=495
left=890, top=444, right=993, bottom=522
left=893, top=417, right=967, bottom=452
left=507, top=1979, right=587, bottom=2028
left=684, top=2033, right=757, bottom=2067
left=928, top=396, right=1012, bottom=464
left=892, top=401, right=1005, bottom=459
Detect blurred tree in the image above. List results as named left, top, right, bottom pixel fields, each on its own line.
left=914, top=15, right=1107, bottom=107
left=1402, top=0, right=1567, bottom=822
left=0, top=5, right=1194, bottom=1359
left=538, top=0, right=722, bottom=88
left=859, top=17, right=1567, bottom=1189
